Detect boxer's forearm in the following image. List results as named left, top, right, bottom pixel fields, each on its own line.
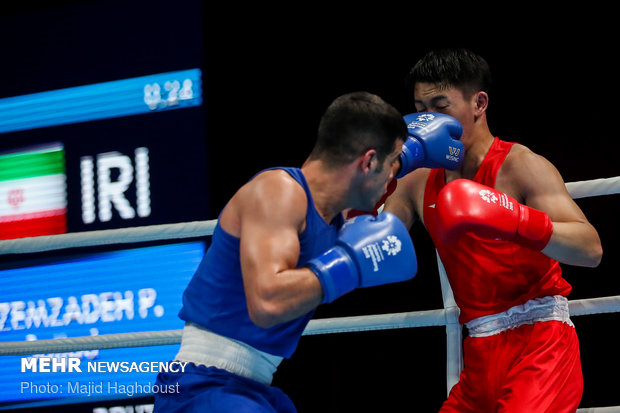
left=542, top=221, right=602, bottom=268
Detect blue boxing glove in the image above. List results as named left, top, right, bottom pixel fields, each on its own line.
left=396, top=112, right=464, bottom=178
left=307, top=212, right=417, bottom=304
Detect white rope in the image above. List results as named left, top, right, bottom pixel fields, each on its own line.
left=568, top=295, right=620, bottom=316
left=1, top=295, right=618, bottom=357
left=303, top=307, right=451, bottom=335
left=0, top=330, right=182, bottom=356
left=566, top=176, right=620, bottom=199
left=0, top=309, right=446, bottom=356
left=0, top=220, right=217, bottom=255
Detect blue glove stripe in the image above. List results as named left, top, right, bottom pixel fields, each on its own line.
left=307, top=247, right=360, bottom=304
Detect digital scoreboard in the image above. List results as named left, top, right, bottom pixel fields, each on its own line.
left=0, top=68, right=209, bottom=238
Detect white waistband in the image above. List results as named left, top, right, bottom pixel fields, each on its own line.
left=465, top=295, right=574, bottom=338
left=174, top=323, right=283, bottom=385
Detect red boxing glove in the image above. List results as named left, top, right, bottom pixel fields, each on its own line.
left=347, top=178, right=397, bottom=219
left=436, top=179, right=553, bottom=251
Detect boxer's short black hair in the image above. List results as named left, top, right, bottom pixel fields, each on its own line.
left=407, top=48, right=492, bottom=99
left=309, top=91, right=407, bottom=168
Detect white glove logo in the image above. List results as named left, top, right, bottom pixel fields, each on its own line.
left=416, top=114, right=435, bottom=122
left=479, top=189, right=498, bottom=204
left=381, top=235, right=402, bottom=256
left=408, top=114, right=435, bottom=130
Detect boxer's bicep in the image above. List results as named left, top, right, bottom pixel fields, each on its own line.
left=237, top=172, right=318, bottom=327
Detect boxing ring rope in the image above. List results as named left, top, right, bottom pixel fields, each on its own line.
left=0, top=220, right=217, bottom=255
left=1, top=176, right=619, bottom=411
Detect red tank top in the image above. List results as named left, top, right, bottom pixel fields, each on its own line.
left=423, top=137, right=571, bottom=324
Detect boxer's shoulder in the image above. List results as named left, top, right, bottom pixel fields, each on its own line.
left=498, top=144, right=556, bottom=199
left=224, top=170, right=307, bottom=234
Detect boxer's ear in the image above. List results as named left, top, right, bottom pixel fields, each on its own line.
left=359, top=149, right=377, bottom=174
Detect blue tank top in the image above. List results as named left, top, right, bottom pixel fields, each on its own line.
left=178, top=167, right=344, bottom=358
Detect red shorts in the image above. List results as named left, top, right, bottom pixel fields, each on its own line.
left=440, top=320, right=583, bottom=413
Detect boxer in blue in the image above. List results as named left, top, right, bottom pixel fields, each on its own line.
left=154, top=91, right=462, bottom=412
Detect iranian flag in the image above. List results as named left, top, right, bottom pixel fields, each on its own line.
left=0, top=143, right=67, bottom=240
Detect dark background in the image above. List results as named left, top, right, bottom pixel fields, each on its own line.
left=0, top=1, right=618, bottom=411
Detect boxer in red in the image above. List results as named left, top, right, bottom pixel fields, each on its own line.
left=384, top=48, right=603, bottom=412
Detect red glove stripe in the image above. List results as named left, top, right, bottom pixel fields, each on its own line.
left=516, top=205, right=553, bottom=251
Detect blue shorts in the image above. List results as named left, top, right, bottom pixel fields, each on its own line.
left=153, top=362, right=297, bottom=413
